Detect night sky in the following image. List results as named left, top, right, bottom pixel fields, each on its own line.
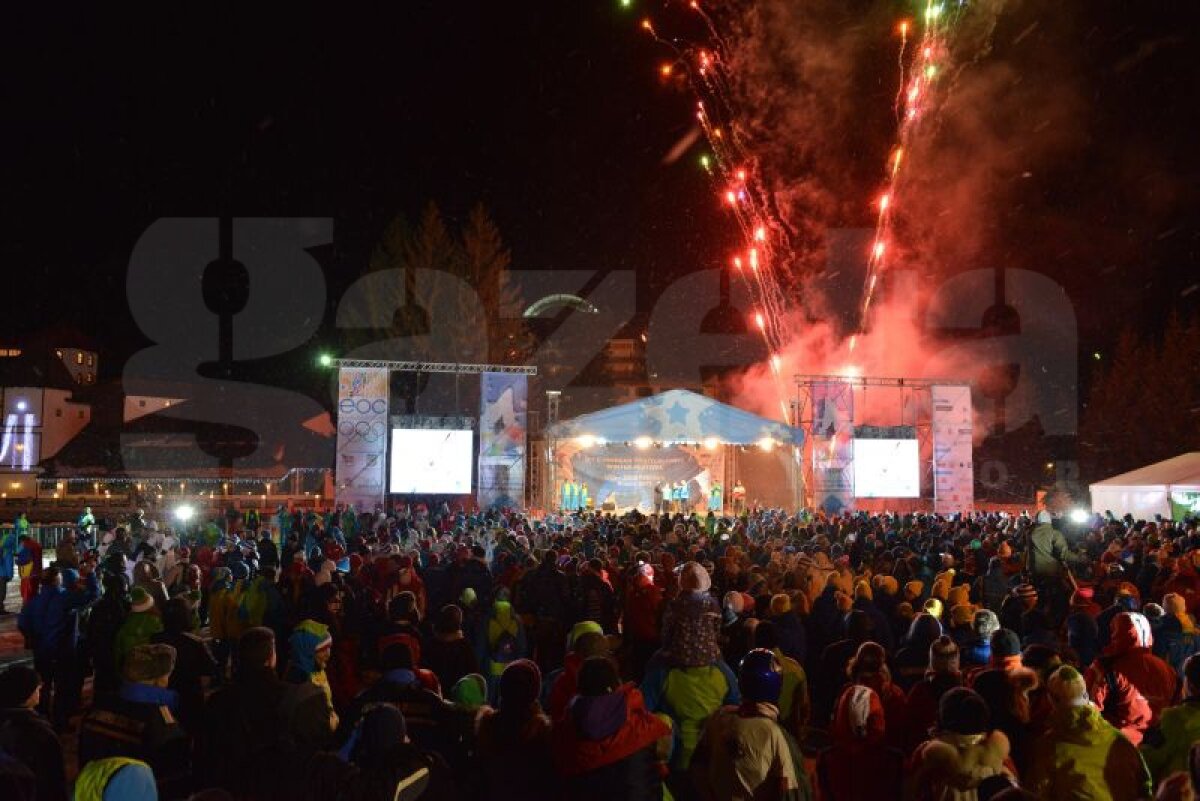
left=3, top=1, right=1198, bottom=385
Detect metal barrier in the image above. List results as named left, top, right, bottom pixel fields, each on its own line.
left=0, top=524, right=75, bottom=550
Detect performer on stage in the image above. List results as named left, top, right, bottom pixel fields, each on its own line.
left=732, top=479, right=746, bottom=514
left=709, top=480, right=723, bottom=513
left=653, top=482, right=664, bottom=515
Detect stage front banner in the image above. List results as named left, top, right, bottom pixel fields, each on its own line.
left=932, top=384, right=974, bottom=514
left=478, top=372, right=528, bottom=509
left=334, top=367, right=389, bottom=511
left=811, top=381, right=854, bottom=512
left=553, top=442, right=725, bottom=514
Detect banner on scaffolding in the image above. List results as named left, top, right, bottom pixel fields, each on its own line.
left=811, top=381, right=854, bottom=512
left=478, top=372, right=528, bottom=509
left=334, top=367, right=389, bottom=511
left=932, top=384, right=974, bottom=514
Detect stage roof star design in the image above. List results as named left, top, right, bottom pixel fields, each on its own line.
left=546, top=389, right=802, bottom=446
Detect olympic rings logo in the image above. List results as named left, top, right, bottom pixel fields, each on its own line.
left=338, top=421, right=387, bottom=442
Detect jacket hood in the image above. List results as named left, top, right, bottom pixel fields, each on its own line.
left=1105, top=611, right=1153, bottom=656
left=571, top=690, right=629, bottom=741
left=290, top=619, right=332, bottom=675
left=832, top=684, right=885, bottom=746
left=917, top=730, right=1011, bottom=788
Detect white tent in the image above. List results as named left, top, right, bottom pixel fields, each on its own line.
left=1089, top=453, right=1200, bottom=521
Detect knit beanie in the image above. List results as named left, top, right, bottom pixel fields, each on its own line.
left=679, top=561, right=711, bottom=593
left=923, top=598, right=944, bottom=620
left=450, top=674, right=488, bottom=710
left=929, top=635, right=961, bottom=673
left=568, top=620, right=604, bottom=651
left=991, top=628, right=1022, bottom=658
left=129, top=586, right=154, bottom=613
left=946, top=584, right=971, bottom=611
left=770, top=593, right=792, bottom=616
left=498, top=659, right=542, bottom=712
left=904, top=580, right=924, bottom=602
left=854, top=581, right=873, bottom=602
left=1047, top=665, right=1089, bottom=707
left=724, top=591, right=746, bottom=616
left=950, top=604, right=975, bottom=628
left=937, top=687, right=990, bottom=734
left=972, top=609, right=1001, bottom=639
left=0, top=665, right=40, bottom=708
left=872, top=575, right=899, bottom=597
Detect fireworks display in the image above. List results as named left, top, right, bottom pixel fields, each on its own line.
left=623, top=0, right=986, bottom=418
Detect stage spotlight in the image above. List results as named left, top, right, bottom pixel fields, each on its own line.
left=757, top=437, right=776, bottom=452
left=703, top=437, right=720, bottom=450
left=634, top=436, right=653, bottom=450
left=1069, top=508, right=1090, bottom=524
left=576, top=434, right=597, bottom=449
left=173, top=504, right=196, bottom=523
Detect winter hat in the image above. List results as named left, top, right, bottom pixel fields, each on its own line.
left=937, top=687, right=990, bottom=735
left=1036, top=510, right=1052, bottom=524
left=770, top=593, right=792, bottom=616
left=124, top=643, right=177, bottom=683
left=230, top=561, right=250, bottom=581
left=1046, top=665, right=1089, bottom=707
left=946, top=584, right=971, bottom=611
left=972, top=609, right=1001, bottom=639
left=568, top=620, right=604, bottom=651
left=290, top=619, right=333, bottom=675
left=997, top=541, right=1013, bottom=558
left=1013, top=584, right=1038, bottom=603
left=459, top=587, right=477, bottom=607
left=75, top=758, right=157, bottom=801
left=836, top=684, right=885, bottom=742
left=1143, top=602, right=1165, bottom=620
left=929, top=635, right=961, bottom=673
left=129, top=586, right=154, bottom=613
left=904, top=580, right=925, bottom=602
left=1164, top=593, right=1197, bottom=634
left=854, top=581, right=873, bottom=602
left=679, top=561, right=711, bottom=593
left=434, top=604, right=464, bottom=635
left=923, top=598, right=944, bottom=620
left=0, top=665, right=40, bottom=708
left=836, top=591, right=853, bottom=613
left=636, top=562, right=655, bottom=582
left=61, top=567, right=80, bottom=588
left=498, top=659, right=542, bottom=712
left=991, top=628, right=1022, bottom=659
left=450, top=673, right=488, bottom=710
left=950, top=604, right=975, bottom=628
left=848, top=641, right=888, bottom=680
left=872, top=575, right=899, bottom=597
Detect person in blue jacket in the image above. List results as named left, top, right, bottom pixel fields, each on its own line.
left=18, top=564, right=101, bottom=728
left=0, top=524, right=16, bottom=615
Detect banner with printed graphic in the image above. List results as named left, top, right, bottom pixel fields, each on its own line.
left=811, top=381, right=855, bottom=512
left=552, top=441, right=725, bottom=514
left=477, top=372, right=528, bottom=509
left=335, top=367, right=389, bottom=511
left=932, top=384, right=974, bottom=514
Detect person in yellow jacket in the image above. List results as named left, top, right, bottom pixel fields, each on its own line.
left=207, top=566, right=246, bottom=682
left=74, top=757, right=158, bottom=801
left=1026, top=665, right=1152, bottom=801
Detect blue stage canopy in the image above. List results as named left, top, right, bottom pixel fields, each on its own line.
left=546, top=389, right=803, bottom=447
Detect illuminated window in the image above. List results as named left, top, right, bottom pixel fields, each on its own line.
left=75, top=352, right=83, bottom=365
left=86, top=355, right=94, bottom=366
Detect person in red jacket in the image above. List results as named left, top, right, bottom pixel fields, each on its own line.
left=547, top=623, right=609, bottom=720
left=551, top=655, right=670, bottom=801
left=1086, top=611, right=1179, bottom=725
left=846, top=641, right=908, bottom=751
left=817, top=683, right=904, bottom=801
left=624, top=562, right=663, bottom=680
left=1162, top=553, right=1200, bottom=616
